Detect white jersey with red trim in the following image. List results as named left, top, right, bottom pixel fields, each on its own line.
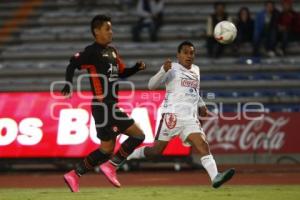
left=149, top=62, right=202, bottom=119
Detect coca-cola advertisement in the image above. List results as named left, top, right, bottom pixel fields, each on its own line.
left=0, top=91, right=299, bottom=158
left=203, top=113, right=295, bottom=154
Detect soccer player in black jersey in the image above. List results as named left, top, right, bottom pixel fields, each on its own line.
left=62, top=15, right=146, bottom=192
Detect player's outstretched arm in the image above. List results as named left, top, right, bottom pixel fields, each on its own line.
left=199, top=105, right=208, bottom=117
left=148, top=59, right=172, bottom=90
left=198, top=96, right=208, bottom=125
left=61, top=54, right=81, bottom=98
left=119, top=61, right=146, bottom=78
left=61, top=49, right=87, bottom=98
left=61, top=84, right=72, bottom=98
left=61, top=63, right=76, bottom=98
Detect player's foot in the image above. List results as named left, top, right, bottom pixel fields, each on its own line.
left=100, top=161, right=121, bottom=188
left=63, top=170, right=80, bottom=192
left=212, top=168, right=235, bottom=188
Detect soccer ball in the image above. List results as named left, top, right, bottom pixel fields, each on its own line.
left=214, top=21, right=237, bottom=44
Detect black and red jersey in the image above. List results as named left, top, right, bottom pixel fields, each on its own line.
left=65, top=42, right=140, bottom=104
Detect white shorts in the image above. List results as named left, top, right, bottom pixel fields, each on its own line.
left=155, top=113, right=205, bottom=146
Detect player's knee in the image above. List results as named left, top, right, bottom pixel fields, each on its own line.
left=130, top=134, right=145, bottom=147
left=201, top=135, right=209, bottom=145
left=100, top=146, right=114, bottom=155
left=135, top=133, right=145, bottom=142
left=139, top=134, right=145, bottom=144
left=122, top=134, right=145, bottom=152
left=99, top=140, right=115, bottom=154
left=100, top=149, right=112, bottom=160
left=198, top=137, right=209, bottom=148
left=196, top=139, right=210, bottom=153
left=189, top=134, right=209, bottom=150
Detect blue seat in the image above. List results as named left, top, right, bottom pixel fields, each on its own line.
left=201, top=76, right=215, bottom=81
left=211, top=91, right=231, bottom=98
left=201, top=75, right=227, bottom=81
left=260, top=90, right=277, bottom=97
left=289, top=90, right=300, bottom=96
left=265, top=104, right=300, bottom=112
left=278, top=73, right=300, bottom=80
left=251, top=73, right=274, bottom=80
left=228, top=74, right=249, bottom=80
left=212, top=75, right=227, bottom=80
left=275, top=91, right=288, bottom=97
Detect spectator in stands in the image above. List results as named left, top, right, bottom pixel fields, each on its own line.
left=131, top=0, right=164, bottom=42
left=234, top=7, right=254, bottom=55
left=206, top=2, right=230, bottom=58
left=253, top=1, right=280, bottom=57
left=277, top=0, right=300, bottom=56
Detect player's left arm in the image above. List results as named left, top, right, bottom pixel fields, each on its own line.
left=117, top=54, right=146, bottom=78
left=198, top=71, right=208, bottom=118
left=198, top=96, right=208, bottom=127
left=198, top=96, right=208, bottom=117
left=61, top=46, right=91, bottom=98
left=61, top=52, right=85, bottom=98
left=61, top=63, right=76, bottom=98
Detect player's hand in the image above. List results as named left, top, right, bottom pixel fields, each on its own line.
left=199, top=106, right=208, bottom=117
left=163, top=59, right=172, bottom=72
left=198, top=106, right=208, bottom=126
left=136, top=61, right=146, bottom=70
left=61, top=84, right=72, bottom=98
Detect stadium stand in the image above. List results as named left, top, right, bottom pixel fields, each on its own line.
left=0, top=0, right=300, bottom=112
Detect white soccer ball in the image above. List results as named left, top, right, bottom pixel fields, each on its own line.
left=214, top=21, right=237, bottom=44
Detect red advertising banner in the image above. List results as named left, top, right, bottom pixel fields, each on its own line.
left=204, top=112, right=299, bottom=154
left=0, top=91, right=299, bottom=158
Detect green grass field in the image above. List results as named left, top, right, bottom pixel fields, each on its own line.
left=0, top=186, right=299, bottom=200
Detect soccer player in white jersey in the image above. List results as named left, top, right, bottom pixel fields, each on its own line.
left=102, top=41, right=235, bottom=188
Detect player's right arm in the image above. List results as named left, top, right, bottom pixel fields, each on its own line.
left=148, top=59, right=172, bottom=90
left=61, top=52, right=86, bottom=98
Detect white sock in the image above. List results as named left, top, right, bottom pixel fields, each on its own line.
left=126, top=146, right=146, bottom=160
left=201, top=154, right=218, bottom=181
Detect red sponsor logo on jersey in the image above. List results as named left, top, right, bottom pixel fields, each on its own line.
left=164, top=113, right=177, bottom=129
left=181, top=79, right=199, bottom=89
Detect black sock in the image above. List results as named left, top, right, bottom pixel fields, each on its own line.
left=75, top=149, right=111, bottom=176
left=111, top=134, right=145, bottom=166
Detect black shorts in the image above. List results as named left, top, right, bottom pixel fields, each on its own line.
left=91, top=103, right=134, bottom=141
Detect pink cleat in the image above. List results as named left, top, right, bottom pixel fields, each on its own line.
left=63, top=170, right=80, bottom=192
left=100, top=161, right=121, bottom=188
